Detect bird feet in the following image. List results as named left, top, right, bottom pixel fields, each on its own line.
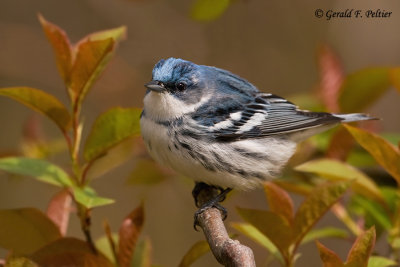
left=192, top=182, right=232, bottom=230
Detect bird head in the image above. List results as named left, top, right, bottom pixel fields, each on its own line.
left=142, top=58, right=258, bottom=121
left=143, top=58, right=211, bottom=121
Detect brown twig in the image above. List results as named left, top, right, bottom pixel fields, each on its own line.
left=195, top=185, right=256, bottom=267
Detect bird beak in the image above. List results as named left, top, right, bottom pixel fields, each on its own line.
left=144, top=80, right=166, bottom=93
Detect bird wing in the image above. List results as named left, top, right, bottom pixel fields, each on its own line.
left=209, top=93, right=342, bottom=141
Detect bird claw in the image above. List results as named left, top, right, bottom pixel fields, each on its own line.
left=192, top=183, right=232, bottom=231
left=193, top=201, right=228, bottom=230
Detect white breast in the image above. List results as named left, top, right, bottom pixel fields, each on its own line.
left=143, top=91, right=211, bottom=121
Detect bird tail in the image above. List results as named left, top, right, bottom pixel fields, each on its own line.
left=333, top=113, right=379, bottom=123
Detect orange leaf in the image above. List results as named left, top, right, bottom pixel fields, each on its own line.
left=293, top=182, right=350, bottom=246
left=46, top=189, right=72, bottom=236
left=178, top=240, right=210, bottom=267
left=31, top=237, right=113, bottom=267
left=317, top=44, right=344, bottom=113
left=38, top=14, right=72, bottom=87
left=264, top=182, right=294, bottom=224
left=344, top=125, right=400, bottom=186
left=316, top=240, right=344, bottom=267
left=0, top=208, right=61, bottom=255
left=237, top=207, right=293, bottom=258
left=118, top=203, right=145, bottom=267
left=345, top=227, right=376, bottom=266
left=389, top=67, right=400, bottom=93
left=69, top=38, right=114, bottom=105
left=0, top=87, right=71, bottom=133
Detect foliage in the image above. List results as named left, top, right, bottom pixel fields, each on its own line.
left=0, top=15, right=150, bottom=266
left=0, top=13, right=399, bottom=267
left=190, top=0, right=232, bottom=22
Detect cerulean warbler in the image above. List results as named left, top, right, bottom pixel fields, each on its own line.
left=140, top=58, right=374, bottom=217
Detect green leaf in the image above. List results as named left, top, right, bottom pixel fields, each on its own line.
left=85, top=137, right=135, bottom=180
left=127, top=158, right=167, bottom=185
left=344, top=125, right=400, bottom=185
left=0, top=157, right=73, bottom=187
left=339, top=67, right=391, bottom=112
left=131, top=238, right=152, bottom=267
left=293, top=182, right=350, bottom=246
left=191, top=0, right=231, bottom=22
left=351, top=195, right=392, bottom=230
left=0, top=87, right=71, bottom=133
left=38, top=14, right=72, bottom=87
left=264, top=182, right=294, bottom=224
left=346, top=227, right=376, bottom=266
left=302, top=227, right=349, bottom=244
left=295, top=159, right=385, bottom=204
left=316, top=240, right=344, bottom=267
left=368, top=256, right=398, bottom=267
left=96, top=233, right=119, bottom=264
left=230, top=222, right=284, bottom=265
left=0, top=208, right=61, bottom=255
left=237, top=208, right=292, bottom=258
left=119, top=204, right=145, bottom=267
left=178, top=240, right=210, bottom=267
left=73, top=186, right=114, bottom=209
left=84, top=107, right=141, bottom=162
left=87, top=26, right=127, bottom=43
left=30, top=237, right=113, bottom=267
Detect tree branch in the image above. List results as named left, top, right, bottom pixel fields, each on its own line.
left=195, top=185, right=256, bottom=267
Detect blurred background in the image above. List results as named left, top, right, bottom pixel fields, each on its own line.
left=0, top=0, right=399, bottom=266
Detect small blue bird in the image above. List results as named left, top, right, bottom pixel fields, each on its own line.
left=140, top=58, right=374, bottom=221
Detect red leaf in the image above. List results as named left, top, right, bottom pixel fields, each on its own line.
left=38, top=14, right=73, bottom=87
left=46, top=189, right=73, bottom=236
left=264, top=182, right=294, bottom=224
left=118, top=203, right=145, bottom=267
left=317, top=44, right=344, bottom=113
left=22, top=115, right=44, bottom=144
left=316, top=240, right=344, bottom=267
left=326, top=128, right=355, bottom=160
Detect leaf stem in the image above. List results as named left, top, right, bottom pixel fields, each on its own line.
left=70, top=99, right=97, bottom=252
left=71, top=102, right=81, bottom=167
left=78, top=203, right=97, bottom=254
left=332, top=203, right=363, bottom=236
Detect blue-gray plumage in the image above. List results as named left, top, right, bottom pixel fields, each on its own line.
left=140, top=58, right=375, bottom=190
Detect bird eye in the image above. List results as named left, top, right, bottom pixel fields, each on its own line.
left=176, top=82, right=186, bottom=91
